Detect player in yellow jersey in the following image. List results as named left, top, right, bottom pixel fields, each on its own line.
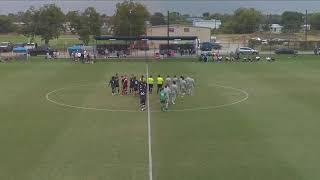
left=147, top=75, right=154, bottom=94
left=156, top=75, right=164, bottom=94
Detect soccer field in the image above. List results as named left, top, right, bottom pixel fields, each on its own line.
left=1, top=56, right=320, bottom=180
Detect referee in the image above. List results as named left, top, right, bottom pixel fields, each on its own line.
left=156, top=75, right=164, bottom=94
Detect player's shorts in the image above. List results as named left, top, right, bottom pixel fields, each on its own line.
left=140, top=96, right=146, bottom=105
left=157, top=84, right=163, bottom=88
left=130, top=84, right=134, bottom=88
left=148, top=84, right=153, bottom=88
left=134, top=86, right=138, bottom=91
left=111, top=86, right=116, bottom=93
left=160, top=100, right=166, bottom=104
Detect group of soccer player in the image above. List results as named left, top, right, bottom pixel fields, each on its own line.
left=108, top=73, right=195, bottom=112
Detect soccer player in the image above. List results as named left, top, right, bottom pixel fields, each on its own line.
left=180, top=76, right=187, bottom=97
left=177, top=76, right=183, bottom=94
left=172, top=75, right=178, bottom=84
left=185, top=76, right=195, bottom=95
left=159, top=88, right=167, bottom=112
left=156, top=75, right=164, bottom=94
left=139, top=81, right=147, bottom=111
left=108, top=76, right=116, bottom=96
left=171, top=81, right=178, bottom=104
left=133, top=76, right=139, bottom=95
left=115, top=73, right=120, bottom=94
left=121, top=75, right=128, bottom=95
left=140, top=75, right=146, bottom=82
left=129, top=74, right=134, bottom=94
left=120, top=75, right=125, bottom=89
left=163, top=85, right=171, bottom=109
left=165, top=75, right=172, bottom=87
left=147, top=75, right=154, bottom=94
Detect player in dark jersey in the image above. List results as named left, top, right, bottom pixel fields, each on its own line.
left=115, top=73, right=120, bottom=94
left=133, top=77, right=139, bottom=95
left=139, top=81, right=147, bottom=111
left=129, top=74, right=134, bottom=94
left=108, top=76, right=116, bottom=95
left=120, top=75, right=124, bottom=89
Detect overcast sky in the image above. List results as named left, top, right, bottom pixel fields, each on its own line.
left=0, top=0, right=319, bottom=15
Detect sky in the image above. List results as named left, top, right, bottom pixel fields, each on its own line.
left=0, top=0, right=319, bottom=15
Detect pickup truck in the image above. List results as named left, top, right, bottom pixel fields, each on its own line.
left=0, top=42, right=13, bottom=52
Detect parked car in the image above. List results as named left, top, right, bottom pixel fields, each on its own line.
left=261, top=40, right=268, bottom=45
left=275, top=48, right=297, bottom=55
left=0, top=42, right=13, bottom=52
left=24, top=43, right=36, bottom=50
left=14, top=43, right=25, bottom=48
left=200, top=42, right=222, bottom=51
left=236, top=47, right=259, bottom=55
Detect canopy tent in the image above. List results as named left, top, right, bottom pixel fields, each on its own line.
left=12, top=47, right=28, bottom=53
left=67, top=45, right=97, bottom=56
left=67, top=45, right=82, bottom=56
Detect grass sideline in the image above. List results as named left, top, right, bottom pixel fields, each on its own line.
left=1, top=56, right=320, bottom=180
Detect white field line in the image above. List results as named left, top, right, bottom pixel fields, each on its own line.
left=45, top=82, right=249, bottom=113
left=146, top=64, right=153, bottom=180
left=45, top=84, right=139, bottom=113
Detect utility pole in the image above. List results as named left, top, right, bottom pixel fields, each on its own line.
left=305, top=9, right=308, bottom=41
left=167, top=11, right=170, bottom=54
left=268, top=13, right=272, bottom=57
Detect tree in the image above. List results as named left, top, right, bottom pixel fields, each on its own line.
left=202, top=12, right=210, bottom=20
left=21, top=7, right=40, bottom=42
left=0, top=15, right=17, bottom=33
left=111, top=0, right=150, bottom=36
left=209, top=13, right=232, bottom=22
left=150, top=12, right=166, bottom=26
left=67, top=7, right=102, bottom=45
left=22, top=4, right=65, bottom=45
left=309, top=13, right=320, bottom=30
left=168, top=11, right=189, bottom=25
left=281, top=11, right=303, bottom=33
left=66, top=11, right=80, bottom=34
left=222, top=8, right=263, bottom=34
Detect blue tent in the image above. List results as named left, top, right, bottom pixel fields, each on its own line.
left=13, top=47, right=28, bottom=53
left=67, top=45, right=82, bottom=56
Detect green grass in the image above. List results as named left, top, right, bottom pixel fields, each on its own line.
left=1, top=55, right=320, bottom=180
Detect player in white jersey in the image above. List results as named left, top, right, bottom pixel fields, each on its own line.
left=185, top=76, right=195, bottom=95
left=177, top=76, right=183, bottom=93
left=163, top=85, right=171, bottom=109
left=165, top=75, right=172, bottom=87
left=180, top=76, right=187, bottom=97
left=172, top=75, right=178, bottom=84
left=170, top=81, right=178, bottom=104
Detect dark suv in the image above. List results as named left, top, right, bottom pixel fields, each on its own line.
left=29, top=46, right=56, bottom=56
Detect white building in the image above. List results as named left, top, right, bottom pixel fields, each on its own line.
left=192, top=19, right=221, bottom=29
left=301, top=24, right=311, bottom=32
left=271, top=24, right=283, bottom=34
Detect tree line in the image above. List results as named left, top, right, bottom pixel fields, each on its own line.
left=0, top=0, right=319, bottom=45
